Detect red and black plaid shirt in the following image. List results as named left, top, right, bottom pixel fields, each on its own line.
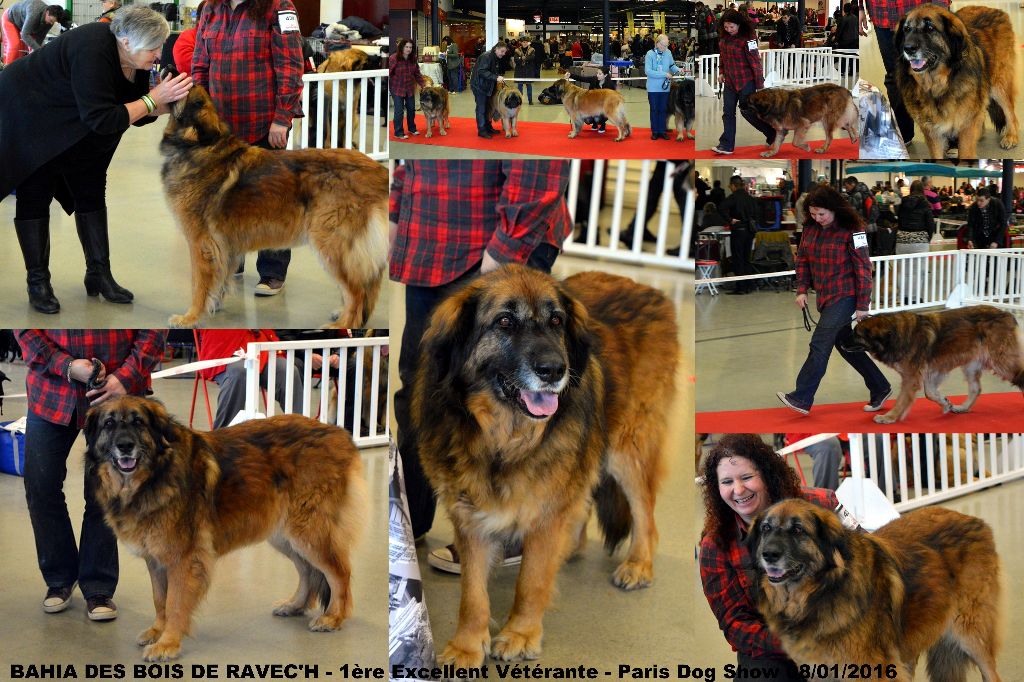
left=388, top=53, right=425, bottom=97
left=699, top=487, right=839, bottom=659
left=191, top=0, right=304, bottom=143
left=863, top=0, right=947, bottom=30
left=389, top=161, right=573, bottom=287
left=796, top=221, right=873, bottom=312
left=719, top=32, right=764, bottom=91
left=17, top=330, right=166, bottom=428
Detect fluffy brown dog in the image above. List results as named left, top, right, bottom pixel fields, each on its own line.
left=895, top=5, right=1019, bottom=159
left=84, top=397, right=367, bottom=661
left=749, top=499, right=1003, bottom=681
left=489, top=81, right=523, bottom=138
left=842, top=305, right=1024, bottom=423
left=414, top=265, right=678, bottom=667
left=553, top=78, right=633, bottom=141
left=316, top=49, right=381, bottom=146
left=671, top=78, right=696, bottom=141
left=419, top=82, right=451, bottom=138
left=160, top=85, right=388, bottom=329
left=744, top=83, right=858, bottom=158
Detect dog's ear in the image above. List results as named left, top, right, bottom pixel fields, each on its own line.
left=811, top=507, right=850, bottom=572
left=940, top=11, right=967, bottom=68
left=893, top=15, right=907, bottom=55
left=142, top=399, right=178, bottom=446
left=83, top=405, right=104, bottom=452
left=420, top=285, right=480, bottom=390
left=557, top=286, right=594, bottom=388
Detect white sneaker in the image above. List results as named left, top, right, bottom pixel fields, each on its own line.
left=427, top=542, right=522, bottom=575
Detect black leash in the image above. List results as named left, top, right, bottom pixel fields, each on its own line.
left=801, top=306, right=818, bottom=331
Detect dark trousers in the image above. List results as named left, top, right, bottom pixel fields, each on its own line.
left=790, top=296, right=891, bottom=409
left=718, top=82, right=776, bottom=152
left=15, top=133, right=119, bottom=219
left=647, top=90, right=669, bottom=134
left=23, top=413, right=118, bottom=598
left=729, top=228, right=754, bottom=291
left=628, top=161, right=687, bottom=234
left=874, top=27, right=914, bottom=143
left=394, top=245, right=560, bottom=538
left=392, top=93, right=417, bottom=136
left=516, top=81, right=533, bottom=103
left=473, top=90, right=491, bottom=132
left=736, top=653, right=805, bottom=682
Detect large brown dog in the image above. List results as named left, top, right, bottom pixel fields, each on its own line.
left=671, top=78, right=696, bottom=141
left=744, top=83, right=858, bottom=158
left=748, top=499, right=1002, bottom=681
left=419, top=81, right=451, bottom=138
left=84, top=397, right=367, bottom=661
left=316, top=49, right=381, bottom=146
left=552, top=78, right=633, bottom=141
left=413, top=265, right=678, bottom=667
left=160, top=85, right=388, bottom=329
left=489, top=82, right=523, bottom=138
left=843, top=305, right=1024, bottom=423
left=895, top=5, right=1019, bottom=159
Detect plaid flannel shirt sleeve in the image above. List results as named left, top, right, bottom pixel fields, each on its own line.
left=850, top=231, right=873, bottom=311
left=486, top=161, right=570, bottom=264
left=18, top=330, right=74, bottom=382
left=746, top=45, right=764, bottom=90
left=795, top=232, right=811, bottom=295
left=271, top=0, right=304, bottom=128
left=191, top=6, right=211, bottom=90
left=389, top=163, right=407, bottom=224
left=111, top=330, right=166, bottom=395
left=699, top=535, right=783, bottom=658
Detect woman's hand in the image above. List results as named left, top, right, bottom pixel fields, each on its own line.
left=268, top=123, right=289, bottom=148
left=795, top=293, right=808, bottom=309
left=69, top=359, right=104, bottom=384
left=718, top=74, right=724, bottom=84
left=87, top=375, right=127, bottom=406
left=149, top=72, right=193, bottom=110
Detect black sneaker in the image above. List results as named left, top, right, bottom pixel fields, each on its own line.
left=863, top=387, right=893, bottom=412
left=776, top=391, right=810, bottom=415
left=254, top=277, right=285, bottom=296
left=42, top=583, right=75, bottom=613
left=86, top=595, right=118, bottom=621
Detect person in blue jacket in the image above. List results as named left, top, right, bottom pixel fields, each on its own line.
left=645, top=34, right=681, bottom=140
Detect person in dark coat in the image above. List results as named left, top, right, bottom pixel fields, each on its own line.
left=967, top=188, right=1008, bottom=249
left=513, top=38, right=536, bottom=105
left=1, top=0, right=69, bottom=63
left=0, top=7, right=193, bottom=314
left=470, top=41, right=509, bottom=138
left=718, top=175, right=759, bottom=294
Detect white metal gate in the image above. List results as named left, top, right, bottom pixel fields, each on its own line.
left=697, top=47, right=860, bottom=97
left=290, top=69, right=389, bottom=161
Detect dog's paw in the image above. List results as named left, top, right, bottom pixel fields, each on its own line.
left=136, top=627, right=162, bottom=646
left=612, top=560, right=653, bottom=590
left=687, top=131, right=696, bottom=140
left=760, top=150, right=776, bottom=158
left=167, top=314, right=200, bottom=328
left=425, top=132, right=433, bottom=139
left=794, top=143, right=811, bottom=152
left=1000, top=131, right=1018, bottom=149
left=814, top=146, right=828, bottom=153
left=308, top=614, right=345, bottom=631
left=491, top=626, right=542, bottom=662
left=142, top=640, right=181, bottom=662
left=439, top=636, right=489, bottom=669
left=950, top=403, right=971, bottom=414
left=272, top=600, right=305, bottom=617
left=873, top=413, right=897, bottom=424
left=512, top=131, right=519, bottom=137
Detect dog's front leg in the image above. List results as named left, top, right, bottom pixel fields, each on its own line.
left=874, top=376, right=921, bottom=424
left=492, top=515, right=573, bottom=662
left=169, top=236, right=221, bottom=328
left=439, top=528, right=495, bottom=669
left=137, top=557, right=168, bottom=646
left=142, top=555, right=212, bottom=661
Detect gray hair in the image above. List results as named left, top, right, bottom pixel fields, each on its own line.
left=110, top=6, right=169, bottom=52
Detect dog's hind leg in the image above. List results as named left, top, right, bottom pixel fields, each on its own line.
left=923, top=370, right=955, bottom=413
left=815, top=121, right=835, bottom=154
left=169, top=235, right=226, bottom=328
left=290, top=526, right=354, bottom=631
left=988, top=88, right=1019, bottom=150
left=319, top=205, right=387, bottom=328
left=791, top=123, right=812, bottom=153
left=268, top=534, right=314, bottom=616
left=950, top=362, right=984, bottom=413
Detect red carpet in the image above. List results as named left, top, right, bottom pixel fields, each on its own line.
left=694, top=137, right=859, bottom=159
left=696, top=392, right=1024, bottom=434
left=391, top=115, right=695, bottom=159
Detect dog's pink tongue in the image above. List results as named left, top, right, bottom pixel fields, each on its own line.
left=521, top=391, right=559, bottom=416
left=765, top=566, right=786, bottom=578
left=910, top=59, right=927, bottom=70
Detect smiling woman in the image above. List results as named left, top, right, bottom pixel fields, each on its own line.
left=698, top=434, right=838, bottom=682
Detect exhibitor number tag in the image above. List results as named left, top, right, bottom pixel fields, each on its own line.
left=277, top=10, right=299, bottom=33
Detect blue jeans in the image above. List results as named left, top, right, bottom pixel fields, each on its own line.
left=392, top=93, right=417, bottom=136
left=648, top=90, right=669, bottom=134
left=23, top=413, right=118, bottom=598
left=718, top=82, right=777, bottom=152
left=788, top=296, right=890, bottom=409
left=516, top=82, right=533, bottom=103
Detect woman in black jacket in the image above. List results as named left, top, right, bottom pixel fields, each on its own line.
left=895, top=180, right=935, bottom=303
left=470, top=41, right=509, bottom=138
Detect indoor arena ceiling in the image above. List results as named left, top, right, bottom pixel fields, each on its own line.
left=451, top=0, right=690, bottom=25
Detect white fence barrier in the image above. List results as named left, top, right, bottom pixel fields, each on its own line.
left=847, top=433, right=1024, bottom=513
left=697, top=48, right=859, bottom=97
left=290, top=69, right=389, bottom=161
left=242, top=336, right=390, bottom=448
left=563, top=159, right=695, bottom=271
left=960, top=249, right=1024, bottom=312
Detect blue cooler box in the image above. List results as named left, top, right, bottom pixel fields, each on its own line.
left=0, top=422, right=25, bottom=476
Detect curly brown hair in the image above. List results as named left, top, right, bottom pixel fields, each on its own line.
left=700, top=434, right=802, bottom=549
left=718, top=9, right=756, bottom=40
left=395, top=38, right=416, bottom=62
left=801, top=183, right=863, bottom=231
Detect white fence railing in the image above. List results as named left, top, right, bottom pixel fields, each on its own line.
left=563, top=159, right=695, bottom=272
left=697, top=47, right=859, bottom=97
left=961, top=249, right=1024, bottom=312
left=289, top=69, right=389, bottom=161
left=242, top=336, right=390, bottom=448
left=847, top=433, right=1024, bottom=513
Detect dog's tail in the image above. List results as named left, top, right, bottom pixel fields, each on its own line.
left=594, top=470, right=631, bottom=553
left=925, top=634, right=971, bottom=682
left=309, top=568, right=332, bottom=612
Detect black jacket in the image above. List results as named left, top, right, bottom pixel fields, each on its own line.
left=897, top=194, right=935, bottom=237
left=719, top=188, right=759, bottom=228
left=967, top=200, right=1008, bottom=248
left=471, top=48, right=502, bottom=96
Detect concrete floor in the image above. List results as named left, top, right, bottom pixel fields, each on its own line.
left=0, top=356, right=388, bottom=670
left=391, top=68, right=657, bottom=160
left=0, top=122, right=390, bottom=330
left=696, top=293, right=1023, bottom=412
left=859, top=0, right=1024, bottom=160
left=389, top=255, right=696, bottom=667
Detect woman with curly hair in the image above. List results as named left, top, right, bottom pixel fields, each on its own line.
left=389, top=38, right=426, bottom=139
left=711, top=9, right=776, bottom=154
left=699, top=434, right=838, bottom=682
left=777, top=184, right=891, bottom=414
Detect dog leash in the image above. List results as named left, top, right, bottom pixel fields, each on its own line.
left=801, top=306, right=818, bottom=331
